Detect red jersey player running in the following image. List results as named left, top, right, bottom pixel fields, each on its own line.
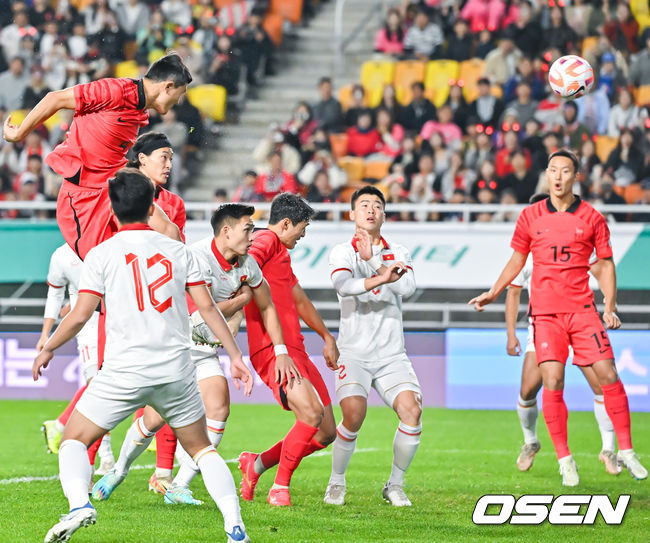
left=470, top=149, right=647, bottom=485
left=239, top=193, right=340, bottom=506
left=2, top=53, right=191, bottom=259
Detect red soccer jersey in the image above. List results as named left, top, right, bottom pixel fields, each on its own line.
left=154, top=185, right=186, bottom=242
left=244, top=229, right=303, bottom=356
left=510, top=196, right=613, bottom=315
left=46, top=78, right=149, bottom=188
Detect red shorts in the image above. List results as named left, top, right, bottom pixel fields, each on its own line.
left=250, top=345, right=331, bottom=410
left=56, top=180, right=118, bottom=260
left=532, top=311, right=614, bottom=366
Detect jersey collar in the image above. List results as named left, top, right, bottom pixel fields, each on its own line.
left=546, top=195, right=582, bottom=213
left=118, top=223, right=153, bottom=232
left=131, top=78, right=146, bottom=110
left=211, top=238, right=239, bottom=271
left=351, top=235, right=390, bottom=252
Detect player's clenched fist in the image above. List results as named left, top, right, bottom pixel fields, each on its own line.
left=33, top=349, right=54, bottom=381
left=603, top=311, right=621, bottom=330
left=506, top=334, right=522, bottom=356
left=379, top=262, right=407, bottom=284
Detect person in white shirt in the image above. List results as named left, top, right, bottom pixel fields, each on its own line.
left=33, top=169, right=253, bottom=543
left=324, top=186, right=421, bottom=508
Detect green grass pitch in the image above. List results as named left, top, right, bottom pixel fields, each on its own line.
left=0, top=400, right=648, bottom=543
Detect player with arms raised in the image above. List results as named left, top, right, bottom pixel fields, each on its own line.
left=470, top=150, right=647, bottom=485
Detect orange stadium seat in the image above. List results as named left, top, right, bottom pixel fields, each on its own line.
left=338, top=84, right=368, bottom=111
left=215, top=0, right=237, bottom=7
left=115, top=60, right=138, bottom=79
left=634, top=85, right=650, bottom=106
left=491, top=85, right=503, bottom=99
left=263, top=13, right=283, bottom=45
left=581, top=36, right=599, bottom=57
left=329, top=133, right=349, bottom=158
left=186, top=84, right=227, bottom=122
left=270, top=0, right=303, bottom=24
left=394, top=61, right=426, bottom=105
left=363, top=161, right=391, bottom=181
left=360, top=61, right=395, bottom=107
left=339, top=186, right=358, bottom=203
left=624, top=183, right=644, bottom=204
left=424, top=59, right=460, bottom=108
left=458, top=58, right=486, bottom=103
left=338, top=156, right=365, bottom=181
left=594, top=135, right=619, bottom=163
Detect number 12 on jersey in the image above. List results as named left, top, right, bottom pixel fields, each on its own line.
left=126, top=253, right=173, bottom=313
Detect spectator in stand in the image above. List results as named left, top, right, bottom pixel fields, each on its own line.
left=39, top=19, right=59, bottom=57
left=420, top=104, right=462, bottom=150
left=68, top=21, right=89, bottom=60
left=423, top=132, right=451, bottom=177
left=604, top=1, right=639, bottom=57
left=566, top=0, right=593, bottom=37
left=95, top=10, right=127, bottom=62
left=173, top=97, right=204, bottom=154
left=460, top=0, right=516, bottom=34
left=436, top=150, right=466, bottom=201
left=475, top=28, right=497, bottom=59
left=503, top=81, right=538, bottom=127
left=1, top=8, right=37, bottom=63
left=29, top=0, right=55, bottom=30
left=629, top=28, right=650, bottom=87
left=495, top=130, right=530, bottom=178
left=594, top=177, right=627, bottom=221
left=390, top=134, right=419, bottom=182
left=504, top=57, right=544, bottom=103
left=445, top=84, right=469, bottom=132
left=232, top=170, right=261, bottom=203
left=22, top=66, right=50, bottom=109
left=298, top=149, right=347, bottom=189
left=484, top=27, right=522, bottom=85
left=491, top=188, right=519, bottom=222
left=500, top=149, right=538, bottom=203
left=346, top=110, right=381, bottom=157
left=377, top=84, right=402, bottom=123
left=471, top=159, right=500, bottom=200
left=604, top=128, right=644, bottom=187
left=400, top=81, right=436, bottom=133
left=464, top=125, right=495, bottom=172
left=343, top=84, right=367, bottom=129
left=254, top=151, right=300, bottom=201
left=0, top=140, right=20, bottom=179
left=606, top=87, right=640, bottom=138
left=374, top=8, right=405, bottom=56
left=385, top=179, right=411, bottom=222
left=374, top=107, right=404, bottom=159
left=408, top=153, right=436, bottom=219
left=543, top=5, right=578, bottom=53
left=150, top=108, right=188, bottom=191
left=467, top=77, right=504, bottom=129
left=0, top=56, right=29, bottom=111
left=193, top=14, right=219, bottom=68
left=17, top=132, right=51, bottom=173
left=445, top=17, right=472, bottom=62
left=233, top=10, right=275, bottom=86
left=213, top=188, right=228, bottom=204
left=313, top=76, right=343, bottom=133
left=579, top=138, right=602, bottom=181
left=506, top=1, right=542, bottom=60
left=306, top=170, right=340, bottom=220
left=116, top=0, right=149, bottom=38
left=253, top=126, right=301, bottom=174
left=283, top=101, right=318, bottom=152
left=598, top=51, right=626, bottom=100
left=13, top=174, right=47, bottom=219
left=560, top=101, right=591, bottom=151
left=136, top=10, right=175, bottom=59
left=576, top=85, right=611, bottom=135
left=161, top=0, right=192, bottom=28
left=207, top=35, right=242, bottom=96
left=403, top=8, right=443, bottom=61
left=82, top=0, right=114, bottom=37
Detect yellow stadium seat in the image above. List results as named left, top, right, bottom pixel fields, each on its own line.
left=186, top=84, right=227, bottom=122
left=594, top=135, right=619, bottom=163
left=360, top=61, right=396, bottom=107
left=630, top=0, right=650, bottom=33
left=115, top=60, right=138, bottom=79
left=148, top=49, right=166, bottom=64
left=581, top=36, right=599, bottom=57
left=338, top=156, right=364, bottom=181
left=43, top=110, right=66, bottom=132
left=635, top=84, right=650, bottom=106
left=424, top=60, right=460, bottom=108
left=363, top=161, right=391, bottom=181
left=329, top=133, right=349, bottom=159
left=394, top=60, right=426, bottom=105
left=458, top=59, right=486, bottom=103
left=7, top=109, right=27, bottom=126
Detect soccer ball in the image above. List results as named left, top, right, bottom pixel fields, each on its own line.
left=548, top=55, right=595, bottom=99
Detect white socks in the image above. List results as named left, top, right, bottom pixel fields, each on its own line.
left=194, top=446, right=242, bottom=533
left=172, top=419, right=227, bottom=488
left=59, top=439, right=92, bottom=511
left=114, top=416, right=155, bottom=477
left=206, top=418, right=226, bottom=449
left=517, top=395, right=539, bottom=444
left=593, top=395, right=616, bottom=452
left=98, top=433, right=113, bottom=461
left=329, top=424, right=359, bottom=486
left=388, top=422, right=421, bottom=486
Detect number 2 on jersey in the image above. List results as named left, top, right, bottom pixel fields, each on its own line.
left=125, top=253, right=173, bottom=313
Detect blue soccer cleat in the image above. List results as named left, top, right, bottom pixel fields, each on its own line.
left=226, top=525, right=250, bottom=542
left=44, top=502, right=96, bottom=542
left=91, top=468, right=124, bottom=501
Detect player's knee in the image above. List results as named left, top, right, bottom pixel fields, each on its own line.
left=599, top=368, right=619, bottom=385
left=395, top=395, right=422, bottom=426
left=206, top=402, right=230, bottom=422
left=543, top=375, right=564, bottom=390
left=298, top=402, right=324, bottom=427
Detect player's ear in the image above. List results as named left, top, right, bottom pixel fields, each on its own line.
left=148, top=204, right=155, bottom=217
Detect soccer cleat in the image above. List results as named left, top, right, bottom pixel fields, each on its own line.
left=41, top=420, right=62, bottom=455
left=323, top=483, right=346, bottom=505
left=44, top=503, right=96, bottom=542
left=559, top=456, right=580, bottom=486
left=617, top=450, right=648, bottom=480
left=95, top=456, right=115, bottom=477
left=267, top=487, right=292, bottom=506
left=91, top=468, right=125, bottom=501
left=226, top=525, right=250, bottom=542
left=516, top=441, right=541, bottom=471
left=164, top=484, right=204, bottom=505
left=599, top=450, right=622, bottom=475
left=148, top=472, right=173, bottom=494
left=382, top=483, right=412, bottom=507
left=238, top=451, right=261, bottom=501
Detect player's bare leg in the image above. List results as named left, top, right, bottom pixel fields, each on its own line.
left=578, top=364, right=621, bottom=474
left=325, top=395, right=367, bottom=505
left=589, top=358, right=647, bottom=480
left=516, top=352, right=542, bottom=471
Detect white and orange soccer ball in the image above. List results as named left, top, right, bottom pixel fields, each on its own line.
left=548, top=55, right=595, bottom=100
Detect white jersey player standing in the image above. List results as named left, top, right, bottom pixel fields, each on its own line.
left=324, top=186, right=422, bottom=507
left=32, top=169, right=253, bottom=543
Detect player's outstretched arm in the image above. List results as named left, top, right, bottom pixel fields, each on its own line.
left=3, top=88, right=75, bottom=143
left=187, top=284, right=253, bottom=395
left=32, top=292, right=99, bottom=380
left=469, top=250, right=527, bottom=311
left=595, top=258, right=621, bottom=329
left=505, top=286, right=522, bottom=356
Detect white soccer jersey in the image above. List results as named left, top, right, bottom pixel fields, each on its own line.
left=78, top=224, right=205, bottom=386
left=45, top=243, right=98, bottom=345
left=329, top=236, right=416, bottom=362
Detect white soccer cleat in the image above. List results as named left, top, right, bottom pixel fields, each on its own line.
left=516, top=441, right=541, bottom=472
left=148, top=472, right=173, bottom=494
left=164, top=484, right=204, bottom=505
left=323, top=483, right=346, bottom=505
left=617, top=450, right=648, bottom=480
left=95, top=456, right=115, bottom=477
left=382, top=483, right=412, bottom=507
left=226, top=525, right=250, bottom=542
left=44, top=503, right=96, bottom=542
left=559, top=456, right=580, bottom=487
left=598, top=450, right=622, bottom=475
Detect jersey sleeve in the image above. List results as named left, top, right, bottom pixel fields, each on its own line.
left=248, top=230, right=276, bottom=268
left=592, top=214, right=613, bottom=260
left=46, top=249, right=67, bottom=289
left=43, top=284, right=66, bottom=320
left=329, top=244, right=366, bottom=296
left=185, top=248, right=207, bottom=288
left=385, top=245, right=416, bottom=297
left=78, top=249, right=105, bottom=298
left=246, top=257, right=264, bottom=289
left=74, top=78, right=137, bottom=115
left=510, top=209, right=531, bottom=255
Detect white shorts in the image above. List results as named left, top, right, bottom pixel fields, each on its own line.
left=78, top=340, right=98, bottom=381
left=335, top=354, right=421, bottom=408
left=526, top=323, right=535, bottom=354
left=76, top=372, right=205, bottom=430
left=191, top=344, right=225, bottom=382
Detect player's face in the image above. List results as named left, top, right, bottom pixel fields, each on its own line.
left=156, top=83, right=187, bottom=114
left=283, top=220, right=309, bottom=250
left=226, top=216, right=255, bottom=256
left=546, top=156, right=576, bottom=198
left=352, top=195, right=385, bottom=232
left=139, top=147, right=172, bottom=186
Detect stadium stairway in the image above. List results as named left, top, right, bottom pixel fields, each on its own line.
left=184, top=0, right=379, bottom=201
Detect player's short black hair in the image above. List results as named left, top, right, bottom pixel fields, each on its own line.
left=127, top=132, right=172, bottom=168
left=548, top=149, right=580, bottom=173
left=108, top=168, right=154, bottom=224
left=145, top=52, right=192, bottom=87
left=529, top=193, right=549, bottom=204
left=268, top=193, right=314, bottom=225
left=350, top=185, right=386, bottom=210
left=211, top=203, right=255, bottom=234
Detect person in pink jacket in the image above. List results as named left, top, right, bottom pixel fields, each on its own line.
left=460, top=0, right=518, bottom=33
left=374, top=8, right=405, bottom=56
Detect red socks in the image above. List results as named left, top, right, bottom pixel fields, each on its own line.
left=304, top=437, right=326, bottom=456
left=602, top=380, right=633, bottom=450
left=542, top=388, right=570, bottom=459
left=87, top=436, right=101, bottom=465
left=155, top=424, right=178, bottom=470
left=57, top=385, right=88, bottom=426
left=274, top=421, right=319, bottom=487
left=259, top=439, right=284, bottom=470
